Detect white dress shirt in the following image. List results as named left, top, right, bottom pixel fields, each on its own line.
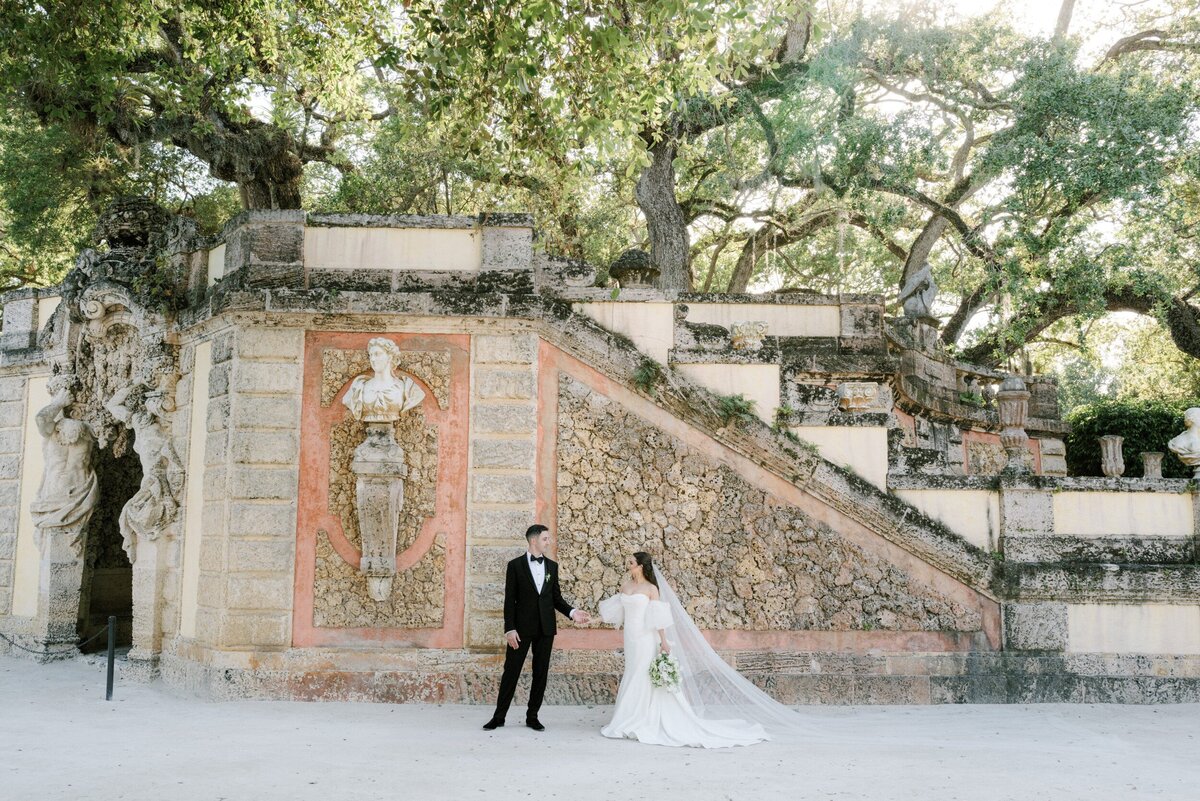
left=526, top=551, right=575, bottom=619
left=527, top=551, right=547, bottom=593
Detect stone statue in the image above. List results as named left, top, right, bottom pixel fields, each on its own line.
left=342, top=337, right=426, bottom=601
left=342, top=337, right=426, bottom=423
left=1169, top=407, right=1200, bottom=479
left=898, top=263, right=939, bottom=325
left=30, top=375, right=100, bottom=552
left=106, top=382, right=183, bottom=561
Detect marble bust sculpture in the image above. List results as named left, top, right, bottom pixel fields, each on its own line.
left=342, top=337, right=426, bottom=422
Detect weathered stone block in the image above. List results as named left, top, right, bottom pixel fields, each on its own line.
left=220, top=612, right=291, bottom=647
left=0, top=297, right=36, bottom=351
left=0, top=455, right=19, bottom=480
left=471, top=438, right=536, bottom=470
left=469, top=509, right=537, bottom=541
left=1004, top=602, right=1068, bottom=651
left=481, top=225, right=533, bottom=271
left=471, top=403, right=535, bottom=435
left=0, top=377, right=25, bottom=402
left=208, top=362, right=231, bottom=397
left=230, top=467, right=298, bottom=501
left=473, top=334, right=536, bottom=364
left=469, top=545, right=521, bottom=577
left=230, top=431, right=300, bottom=465
left=0, top=401, right=25, bottom=429
left=0, top=561, right=12, bottom=589
left=470, top=581, right=506, bottom=611
left=207, top=397, right=230, bottom=432
left=472, top=474, right=535, bottom=505
left=474, top=367, right=535, bottom=400
left=212, top=331, right=235, bottom=364
left=196, top=572, right=226, bottom=607
left=228, top=502, right=298, bottom=538
left=227, top=575, right=293, bottom=610
left=232, top=395, right=302, bottom=430
left=999, top=482, right=1054, bottom=539
left=228, top=539, right=296, bottom=572
left=0, top=507, right=17, bottom=535
left=232, top=361, right=301, bottom=394
left=0, top=532, right=16, bottom=561
left=0, top=480, right=18, bottom=507
left=237, top=328, right=304, bottom=360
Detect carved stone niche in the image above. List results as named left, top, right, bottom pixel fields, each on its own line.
left=836, top=382, right=880, bottom=412
left=341, top=337, right=427, bottom=601
left=730, top=321, right=769, bottom=352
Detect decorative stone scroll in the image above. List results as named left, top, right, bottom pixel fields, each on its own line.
left=730, top=321, right=769, bottom=352
left=341, top=337, right=427, bottom=601
left=836, top=382, right=879, bottom=412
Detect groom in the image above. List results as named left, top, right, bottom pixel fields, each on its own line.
left=483, top=524, right=590, bottom=731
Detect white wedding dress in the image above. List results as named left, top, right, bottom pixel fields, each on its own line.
left=598, top=592, right=769, bottom=748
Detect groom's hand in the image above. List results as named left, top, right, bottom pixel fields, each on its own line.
left=505, top=630, right=520, bottom=649
left=571, top=610, right=592, bottom=625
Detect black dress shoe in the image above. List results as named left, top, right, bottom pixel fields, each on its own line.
left=526, top=718, right=545, bottom=731
left=482, top=718, right=505, bottom=730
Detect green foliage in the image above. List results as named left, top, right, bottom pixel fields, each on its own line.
left=715, top=393, right=757, bottom=426
left=1064, top=398, right=1193, bottom=478
left=632, top=360, right=664, bottom=395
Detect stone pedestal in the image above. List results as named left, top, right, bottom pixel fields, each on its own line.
left=1141, top=452, right=1164, bottom=480
left=352, top=422, right=408, bottom=601
left=1100, top=435, right=1125, bottom=478
left=31, top=525, right=87, bottom=661
left=127, top=536, right=167, bottom=680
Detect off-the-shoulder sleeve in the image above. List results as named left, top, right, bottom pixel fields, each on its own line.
left=598, top=595, right=624, bottom=627
left=645, top=600, right=673, bottom=630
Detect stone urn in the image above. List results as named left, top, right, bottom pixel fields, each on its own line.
left=1099, top=435, right=1125, bottom=478
left=1140, top=452, right=1164, bottom=480
left=608, top=249, right=659, bottom=288
left=996, top=376, right=1030, bottom=474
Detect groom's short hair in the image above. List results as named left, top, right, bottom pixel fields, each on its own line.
left=525, top=524, right=549, bottom=541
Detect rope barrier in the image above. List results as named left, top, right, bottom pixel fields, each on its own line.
left=0, top=614, right=132, bottom=656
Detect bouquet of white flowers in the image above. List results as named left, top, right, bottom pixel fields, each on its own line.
left=649, top=652, right=681, bottom=692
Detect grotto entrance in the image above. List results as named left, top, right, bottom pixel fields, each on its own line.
left=76, top=441, right=141, bottom=651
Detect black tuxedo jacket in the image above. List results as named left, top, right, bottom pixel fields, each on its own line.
left=504, top=555, right=574, bottom=639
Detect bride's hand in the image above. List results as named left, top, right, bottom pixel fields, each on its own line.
left=660, top=642, right=671, bottom=655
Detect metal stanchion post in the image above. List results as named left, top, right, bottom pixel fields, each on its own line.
left=105, top=616, right=116, bottom=701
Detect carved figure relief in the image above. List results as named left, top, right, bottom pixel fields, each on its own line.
left=105, top=383, right=184, bottom=561
left=30, top=374, right=100, bottom=555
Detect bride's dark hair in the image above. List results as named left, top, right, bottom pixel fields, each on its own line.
left=633, top=552, right=658, bottom=589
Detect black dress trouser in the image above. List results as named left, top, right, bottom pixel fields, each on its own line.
left=492, top=631, right=554, bottom=721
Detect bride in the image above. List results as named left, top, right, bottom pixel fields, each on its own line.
left=598, top=552, right=808, bottom=748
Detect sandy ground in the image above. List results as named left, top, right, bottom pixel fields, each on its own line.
left=1, top=654, right=1198, bottom=801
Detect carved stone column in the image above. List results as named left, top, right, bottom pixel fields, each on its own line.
left=126, top=535, right=169, bottom=679
left=1100, top=435, right=1125, bottom=478
left=352, top=423, right=409, bottom=601
left=996, top=376, right=1030, bottom=475
left=31, top=525, right=88, bottom=661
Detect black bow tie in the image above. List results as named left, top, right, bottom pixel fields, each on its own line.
left=530, top=555, right=544, bottom=564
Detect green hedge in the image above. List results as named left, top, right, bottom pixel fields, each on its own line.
left=1064, top=398, right=1193, bottom=478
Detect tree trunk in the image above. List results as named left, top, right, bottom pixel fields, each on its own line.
left=636, top=138, right=691, bottom=292
left=172, top=118, right=306, bottom=210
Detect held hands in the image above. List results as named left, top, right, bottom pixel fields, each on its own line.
left=571, top=610, right=592, bottom=625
